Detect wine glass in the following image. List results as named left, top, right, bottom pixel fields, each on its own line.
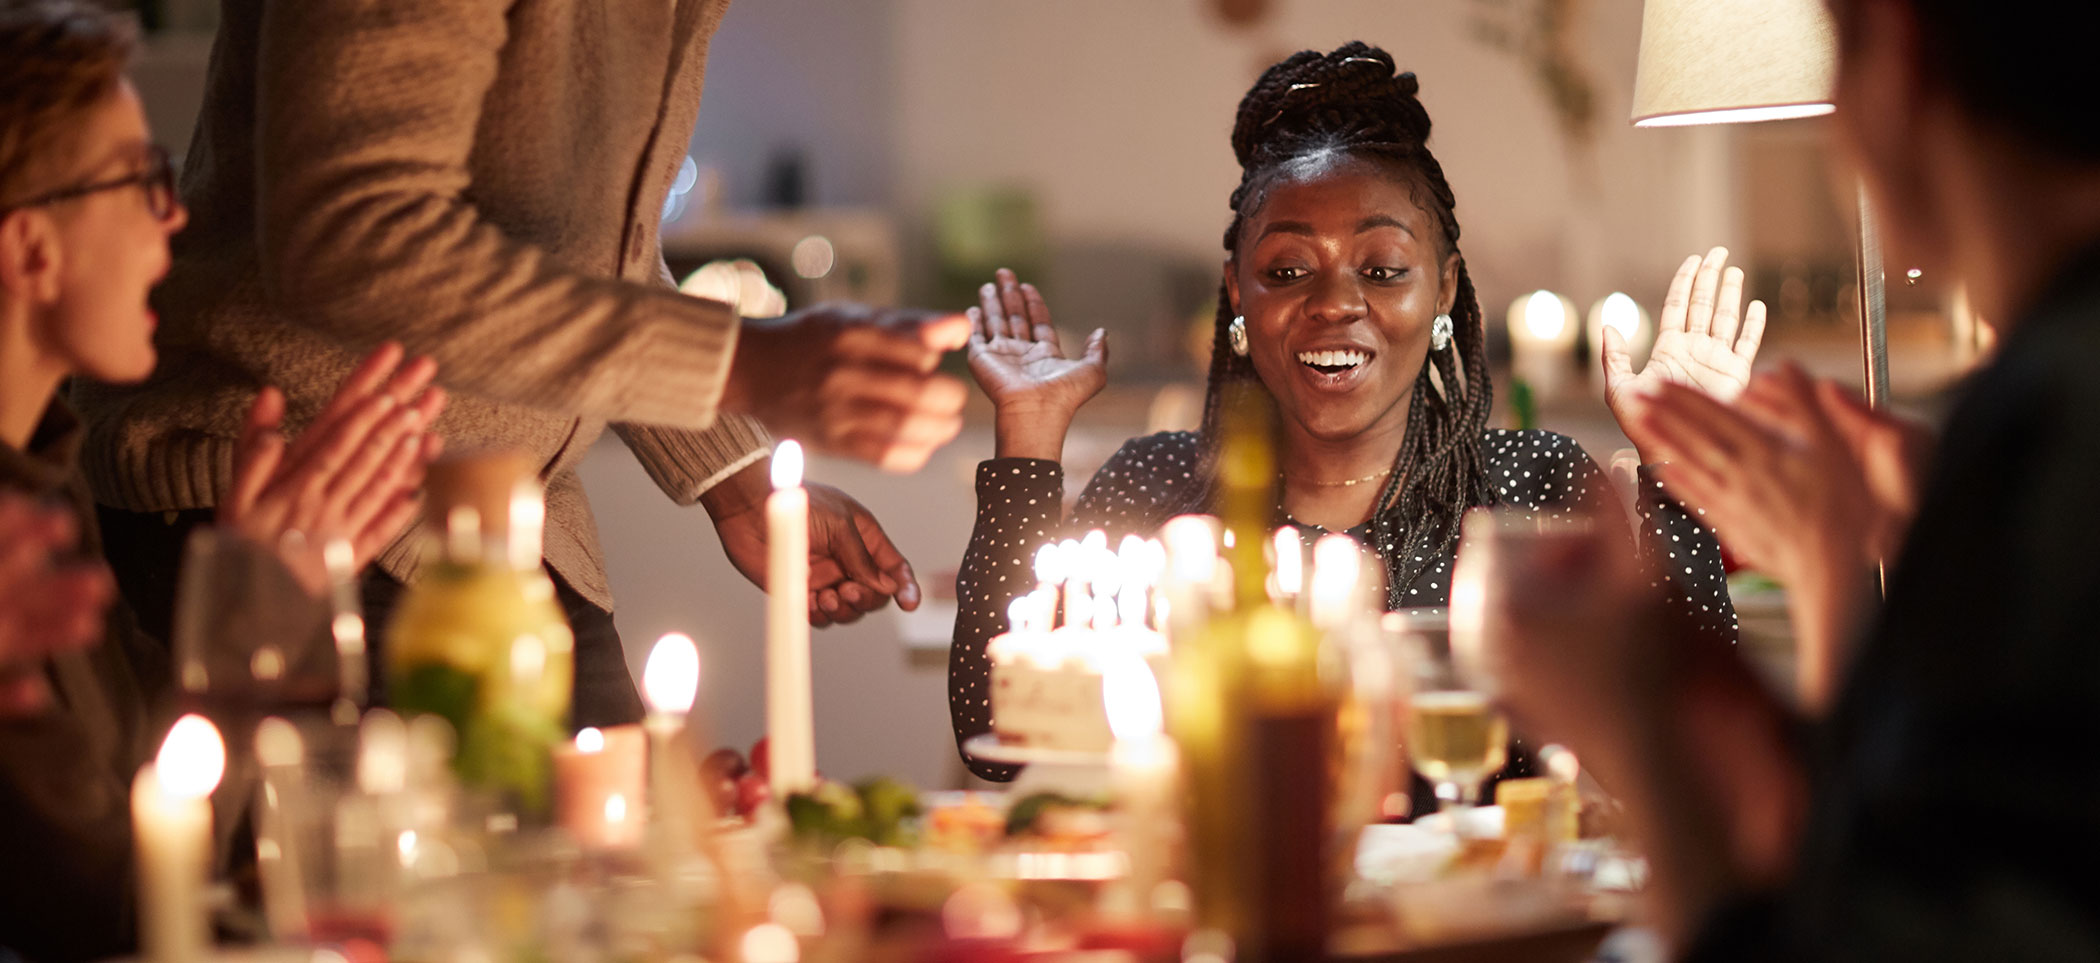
left=1400, top=623, right=1508, bottom=817
left=173, top=527, right=367, bottom=749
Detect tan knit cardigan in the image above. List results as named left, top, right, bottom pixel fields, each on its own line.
left=76, top=0, right=769, bottom=610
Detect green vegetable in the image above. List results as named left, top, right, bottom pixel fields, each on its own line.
left=1003, top=791, right=1106, bottom=837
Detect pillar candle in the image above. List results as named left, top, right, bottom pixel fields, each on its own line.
left=553, top=724, right=647, bottom=849
left=134, top=714, right=225, bottom=963
left=766, top=441, right=815, bottom=794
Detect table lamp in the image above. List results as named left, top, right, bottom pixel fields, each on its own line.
left=1631, top=0, right=1889, bottom=409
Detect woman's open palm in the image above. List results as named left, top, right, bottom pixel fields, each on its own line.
left=1605, top=247, right=1767, bottom=434
left=966, top=268, right=1107, bottom=418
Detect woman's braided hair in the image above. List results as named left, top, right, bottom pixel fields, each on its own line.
left=1171, top=42, right=1496, bottom=604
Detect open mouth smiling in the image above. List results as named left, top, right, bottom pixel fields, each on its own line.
left=1296, top=347, right=1371, bottom=375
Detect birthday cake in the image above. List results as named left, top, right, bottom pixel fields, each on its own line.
left=986, top=534, right=1170, bottom=755
left=989, top=626, right=1168, bottom=753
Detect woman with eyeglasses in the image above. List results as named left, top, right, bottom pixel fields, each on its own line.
left=0, top=4, right=444, bottom=957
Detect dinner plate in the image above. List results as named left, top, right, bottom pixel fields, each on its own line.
left=961, top=733, right=1111, bottom=766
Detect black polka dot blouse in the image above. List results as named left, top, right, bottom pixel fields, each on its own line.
left=949, top=429, right=1738, bottom=782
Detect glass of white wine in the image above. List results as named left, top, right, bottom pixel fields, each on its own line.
left=1402, top=627, right=1508, bottom=815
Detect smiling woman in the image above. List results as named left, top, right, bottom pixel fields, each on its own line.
left=947, top=42, right=1759, bottom=786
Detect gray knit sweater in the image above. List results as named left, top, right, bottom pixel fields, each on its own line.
left=76, top=0, right=768, bottom=609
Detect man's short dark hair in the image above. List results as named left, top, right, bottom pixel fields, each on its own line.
left=1828, top=0, right=2100, bottom=161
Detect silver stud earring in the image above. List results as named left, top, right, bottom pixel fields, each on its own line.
left=1430, top=313, right=1453, bottom=352
left=1229, top=315, right=1250, bottom=356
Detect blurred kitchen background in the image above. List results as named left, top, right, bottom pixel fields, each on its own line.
left=124, top=0, right=1982, bottom=789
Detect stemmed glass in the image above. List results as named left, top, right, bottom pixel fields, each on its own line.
left=1400, top=624, right=1508, bottom=816
left=172, top=526, right=367, bottom=732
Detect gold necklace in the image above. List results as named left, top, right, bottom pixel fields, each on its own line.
left=1285, top=466, right=1394, bottom=488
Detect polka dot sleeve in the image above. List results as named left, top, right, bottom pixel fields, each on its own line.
left=1632, top=464, right=1740, bottom=646
left=949, top=458, right=1067, bottom=781
left=947, top=434, right=1201, bottom=781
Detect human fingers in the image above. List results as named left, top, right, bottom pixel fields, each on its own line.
left=0, top=507, right=76, bottom=587
left=835, top=316, right=964, bottom=373
left=819, top=499, right=890, bottom=596
left=1711, top=264, right=1745, bottom=346
left=1735, top=300, right=1768, bottom=365
left=333, top=429, right=426, bottom=540
left=352, top=491, right=423, bottom=569
left=821, top=365, right=971, bottom=416
left=1082, top=328, right=1108, bottom=370
left=978, top=282, right=1010, bottom=342
left=1599, top=325, right=1637, bottom=396
left=996, top=268, right=1030, bottom=342
left=967, top=306, right=992, bottom=347
left=1657, top=253, right=1703, bottom=336
left=1684, top=246, right=1728, bottom=337
left=288, top=342, right=406, bottom=462
left=272, top=393, right=404, bottom=534
left=321, top=406, right=427, bottom=524
left=1021, top=283, right=1060, bottom=349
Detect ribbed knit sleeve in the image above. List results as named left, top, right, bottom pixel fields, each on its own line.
left=249, top=0, right=742, bottom=430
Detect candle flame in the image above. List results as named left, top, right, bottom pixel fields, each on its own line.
left=644, top=632, right=701, bottom=714
left=1310, top=533, right=1363, bottom=625
left=1599, top=292, right=1641, bottom=339
left=1270, top=527, right=1304, bottom=597
left=254, top=716, right=303, bottom=768
left=741, top=923, right=801, bottom=963
left=771, top=440, right=804, bottom=490
left=156, top=714, right=225, bottom=799
left=1032, top=543, right=1061, bottom=585
left=576, top=726, right=606, bottom=754
left=1163, top=515, right=1218, bottom=583
left=1102, top=657, right=1164, bottom=744
left=605, top=792, right=629, bottom=825
left=1524, top=290, right=1568, bottom=340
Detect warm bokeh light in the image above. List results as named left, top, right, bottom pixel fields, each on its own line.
left=1523, top=290, right=1569, bottom=341
left=1309, top=533, right=1363, bottom=626
left=575, top=727, right=605, bottom=754
left=1163, top=515, right=1218, bottom=584
left=771, top=440, right=804, bottom=490
left=156, top=714, right=225, bottom=799
left=1270, top=527, right=1304, bottom=597
left=643, top=632, right=701, bottom=714
left=1103, top=657, right=1165, bottom=745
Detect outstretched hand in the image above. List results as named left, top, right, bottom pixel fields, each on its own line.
left=220, top=342, right=447, bottom=571
left=1607, top=247, right=1766, bottom=461
left=966, top=268, right=1107, bottom=461
left=703, top=461, right=921, bottom=626
left=0, top=495, right=113, bottom=716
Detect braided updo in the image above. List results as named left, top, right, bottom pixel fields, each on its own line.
left=1178, top=42, right=1496, bottom=605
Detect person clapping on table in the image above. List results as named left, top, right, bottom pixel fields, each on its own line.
left=0, top=5, right=443, bottom=958
left=1491, top=0, right=2100, bottom=958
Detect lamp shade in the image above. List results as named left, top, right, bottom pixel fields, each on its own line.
left=1632, top=0, right=1837, bottom=127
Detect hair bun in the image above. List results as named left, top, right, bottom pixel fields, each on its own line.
left=1230, top=42, right=1433, bottom=170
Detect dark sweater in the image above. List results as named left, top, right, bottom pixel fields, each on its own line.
left=949, top=428, right=1737, bottom=782
left=0, top=401, right=169, bottom=963
left=1687, top=243, right=2100, bottom=961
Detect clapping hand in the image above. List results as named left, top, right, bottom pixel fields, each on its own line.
left=1606, top=248, right=1767, bottom=461
left=0, top=496, right=113, bottom=716
left=220, top=342, right=447, bottom=569
left=1625, top=363, right=1933, bottom=707
left=966, top=268, right=1108, bottom=461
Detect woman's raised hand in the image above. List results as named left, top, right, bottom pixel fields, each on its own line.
left=965, top=268, right=1107, bottom=461
left=220, top=342, right=447, bottom=571
left=1606, top=247, right=1767, bottom=460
